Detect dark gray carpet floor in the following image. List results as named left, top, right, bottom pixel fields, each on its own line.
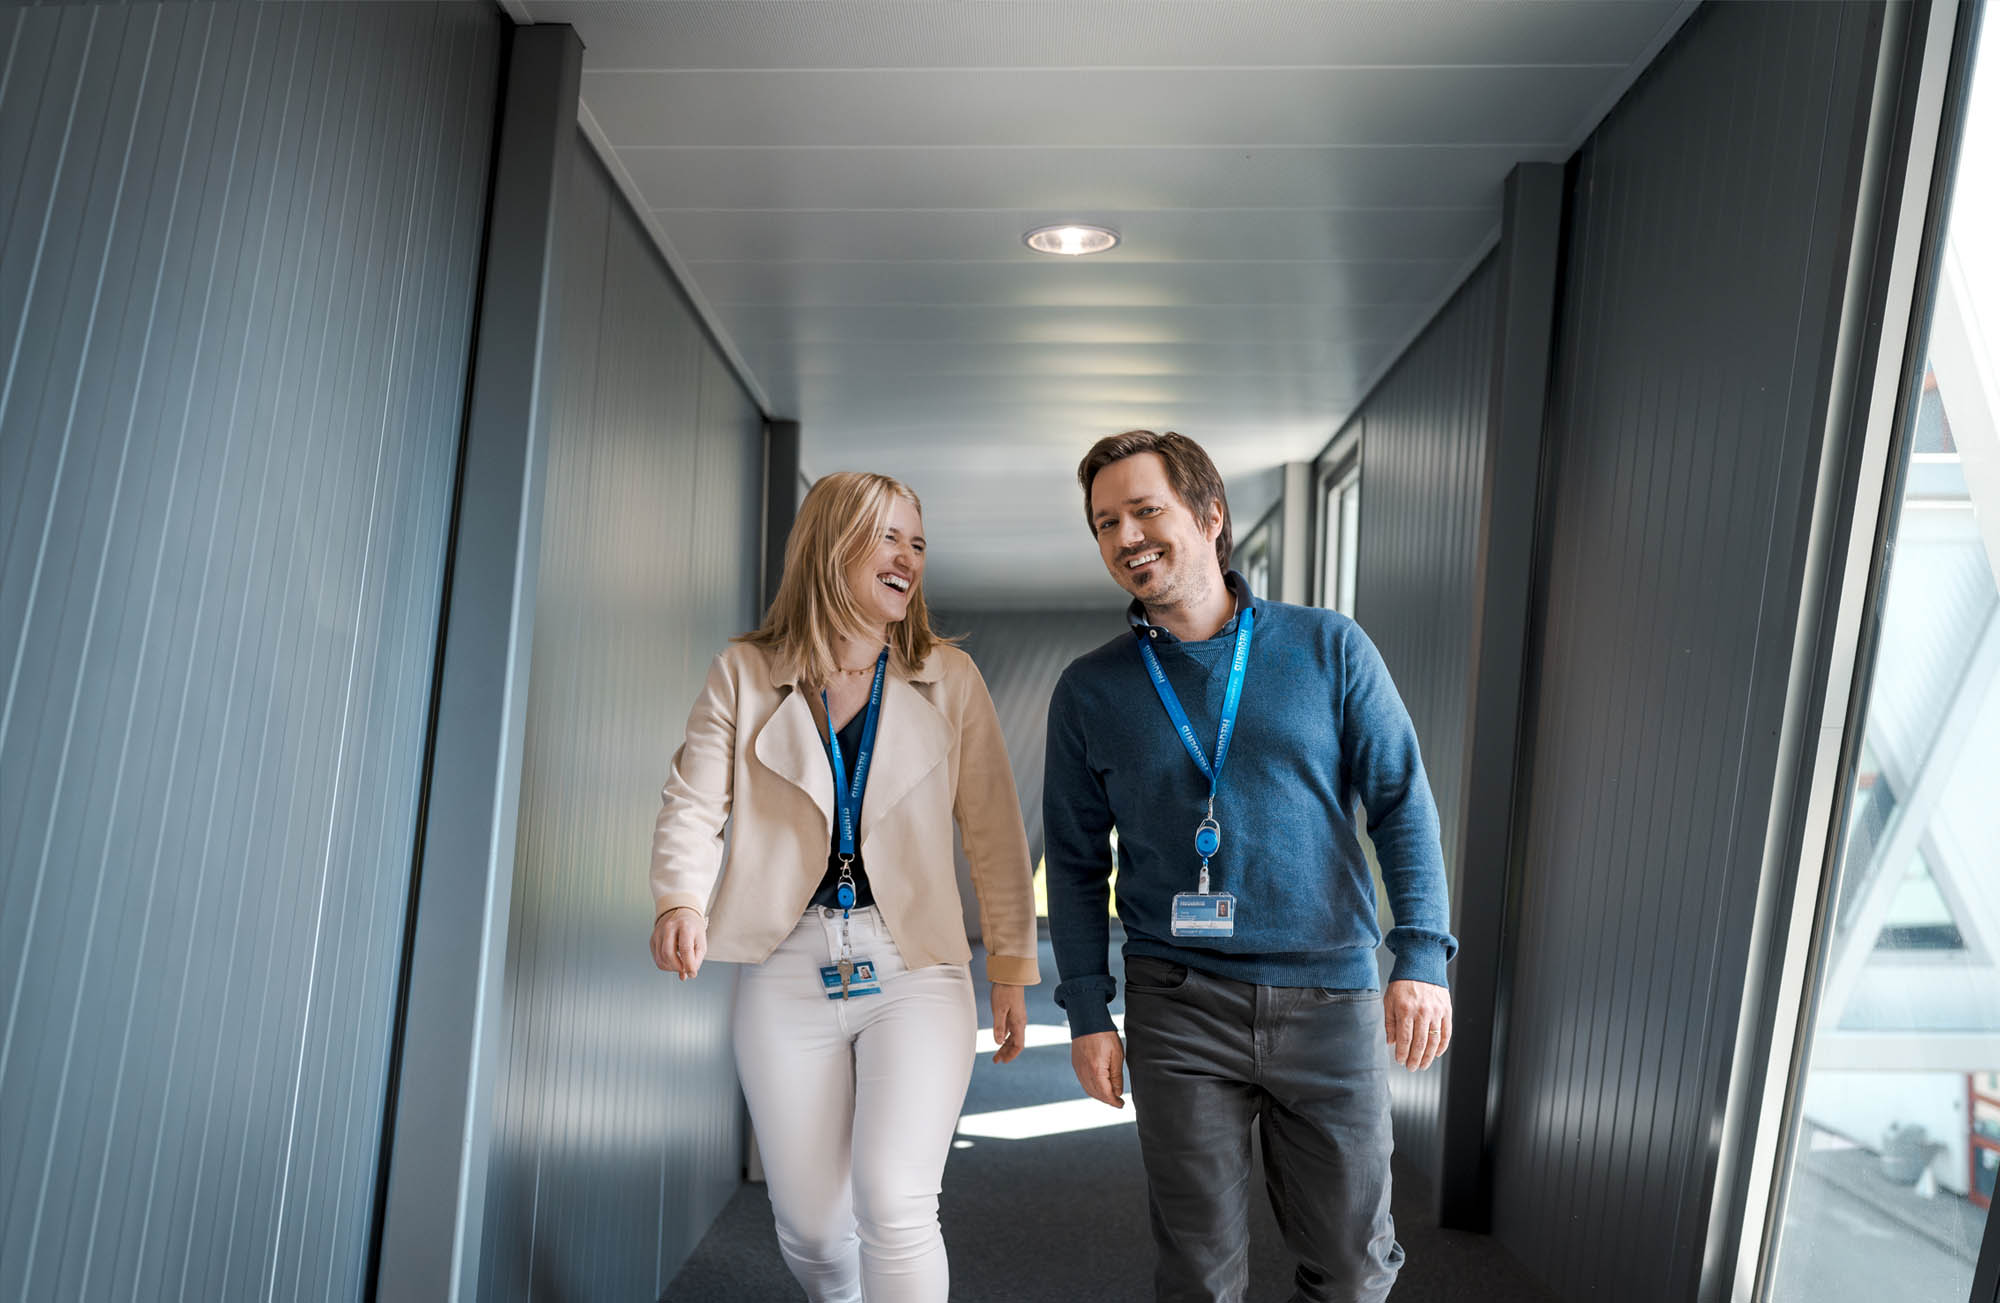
left=663, top=935, right=1555, bottom=1303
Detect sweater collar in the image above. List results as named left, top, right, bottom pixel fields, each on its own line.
left=1127, top=570, right=1254, bottom=645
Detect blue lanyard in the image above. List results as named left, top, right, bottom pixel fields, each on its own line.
left=824, top=649, right=889, bottom=865
left=1136, top=606, right=1254, bottom=885
left=1135, top=605, right=1255, bottom=799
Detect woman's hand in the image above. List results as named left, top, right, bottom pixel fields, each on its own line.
left=651, top=907, right=707, bottom=980
left=989, top=982, right=1028, bottom=1064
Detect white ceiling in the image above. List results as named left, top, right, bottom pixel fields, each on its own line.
left=514, top=0, right=1694, bottom=607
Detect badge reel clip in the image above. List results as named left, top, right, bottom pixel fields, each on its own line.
left=820, top=860, right=883, bottom=1000
left=1172, top=802, right=1236, bottom=938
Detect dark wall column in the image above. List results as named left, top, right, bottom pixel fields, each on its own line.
left=1348, top=257, right=1499, bottom=1181
left=373, top=26, right=582, bottom=1303
left=1435, top=162, right=1564, bottom=1232
left=763, top=418, right=802, bottom=615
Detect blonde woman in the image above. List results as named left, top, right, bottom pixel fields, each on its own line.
left=649, top=471, right=1039, bottom=1303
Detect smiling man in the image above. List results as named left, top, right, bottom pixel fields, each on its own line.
left=1042, top=430, right=1458, bottom=1303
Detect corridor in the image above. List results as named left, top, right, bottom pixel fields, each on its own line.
left=4, top=2, right=1999, bottom=1302
left=663, top=938, right=1557, bottom=1303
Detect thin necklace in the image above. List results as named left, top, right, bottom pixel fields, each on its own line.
left=833, top=643, right=888, bottom=676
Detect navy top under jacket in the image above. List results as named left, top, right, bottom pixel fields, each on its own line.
left=1043, top=572, right=1458, bottom=1036
left=809, top=709, right=876, bottom=912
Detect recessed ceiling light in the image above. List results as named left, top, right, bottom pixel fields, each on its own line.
left=1024, top=223, right=1119, bottom=257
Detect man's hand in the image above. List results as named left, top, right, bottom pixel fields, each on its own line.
left=650, top=907, right=707, bottom=980
left=1071, top=1030, right=1126, bottom=1107
left=990, top=983, right=1028, bottom=1064
left=1384, top=980, right=1452, bottom=1071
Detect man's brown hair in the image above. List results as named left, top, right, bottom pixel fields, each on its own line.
left=1077, top=430, right=1233, bottom=571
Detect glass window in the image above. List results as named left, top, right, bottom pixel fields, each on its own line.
left=1317, top=463, right=1360, bottom=615
left=1240, top=527, right=1272, bottom=599
left=1336, top=471, right=1360, bottom=615
left=1764, top=15, right=2000, bottom=1302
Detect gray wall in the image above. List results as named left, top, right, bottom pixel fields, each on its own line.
left=476, top=140, right=763, bottom=1303
left=937, top=607, right=1134, bottom=867
left=1490, top=4, right=1885, bottom=1300
left=0, top=4, right=499, bottom=1300
left=935, top=607, right=1132, bottom=938
left=1347, top=258, right=1501, bottom=1191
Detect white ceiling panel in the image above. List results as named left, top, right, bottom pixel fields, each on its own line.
left=739, top=348, right=1393, bottom=414
left=582, top=66, right=1611, bottom=148
left=684, top=259, right=1466, bottom=308
left=655, top=208, right=1498, bottom=266
left=706, top=303, right=1418, bottom=345
left=788, top=377, right=1368, bottom=414
left=728, top=339, right=1381, bottom=380
left=534, top=2, right=1675, bottom=71
left=618, top=145, right=1551, bottom=215
left=528, top=0, right=1695, bottom=604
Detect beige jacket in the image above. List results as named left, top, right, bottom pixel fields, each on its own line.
left=651, top=641, right=1040, bottom=986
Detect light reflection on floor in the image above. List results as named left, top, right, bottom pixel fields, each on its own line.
left=953, top=1095, right=1138, bottom=1141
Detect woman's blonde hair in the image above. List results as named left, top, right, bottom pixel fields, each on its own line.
left=737, top=470, right=953, bottom=684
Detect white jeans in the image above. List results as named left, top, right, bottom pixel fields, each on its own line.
left=733, top=906, right=976, bottom=1303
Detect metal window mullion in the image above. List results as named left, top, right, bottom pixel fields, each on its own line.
left=1701, top=0, right=1985, bottom=1298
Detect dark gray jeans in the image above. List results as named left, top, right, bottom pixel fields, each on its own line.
left=1122, top=953, right=1402, bottom=1303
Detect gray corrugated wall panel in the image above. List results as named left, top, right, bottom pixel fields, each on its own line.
left=935, top=608, right=1135, bottom=869
left=1489, top=5, right=1883, bottom=1301
left=1349, top=257, right=1500, bottom=1195
left=476, top=138, right=758, bottom=1303
left=0, top=3, right=500, bottom=1300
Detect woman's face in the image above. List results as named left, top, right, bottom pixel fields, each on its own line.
left=844, top=494, right=925, bottom=633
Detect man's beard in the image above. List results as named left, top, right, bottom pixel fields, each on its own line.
left=1132, top=557, right=1211, bottom=613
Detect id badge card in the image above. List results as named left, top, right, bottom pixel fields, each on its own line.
left=820, top=958, right=883, bottom=1000
left=1171, top=892, right=1236, bottom=938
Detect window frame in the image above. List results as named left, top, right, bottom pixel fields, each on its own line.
left=1712, top=3, right=1999, bottom=1300
left=1237, top=501, right=1279, bottom=600
left=1312, top=422, right=1363, bottom=612
left=1316, top=459, right=1362, bottom=615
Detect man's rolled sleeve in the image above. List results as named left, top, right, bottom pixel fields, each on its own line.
left=1054, top=974, right=1119, bottom=1037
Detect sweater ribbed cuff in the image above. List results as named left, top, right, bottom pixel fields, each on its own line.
left=1054, top=972, right=1119, bottom=1037
left=1386, top=933, right=1452, bottom=990
left=1063, top=1001, right=1118, bottom=1038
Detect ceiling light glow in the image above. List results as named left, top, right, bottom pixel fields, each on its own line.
left=1025, top=223, right=1119, bottom=257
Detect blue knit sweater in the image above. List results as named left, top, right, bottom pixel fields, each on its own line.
left=1043, top=575, right=1458, bottom=1036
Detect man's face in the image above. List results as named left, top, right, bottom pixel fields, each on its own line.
left=1089, top=451, right=1222, bottom=607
